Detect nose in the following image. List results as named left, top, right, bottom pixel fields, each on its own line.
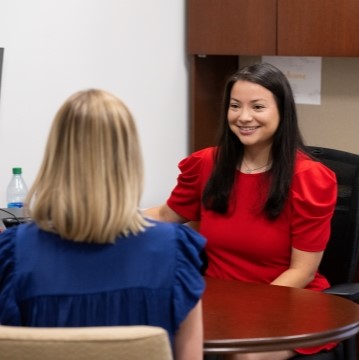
left=238, top=107, right=253, bottom=122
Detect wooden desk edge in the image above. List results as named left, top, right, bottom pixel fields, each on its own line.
left=204, top=322, right=359, bottom=354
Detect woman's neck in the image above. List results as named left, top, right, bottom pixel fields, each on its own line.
left=240, top=147, right=272, bottom=174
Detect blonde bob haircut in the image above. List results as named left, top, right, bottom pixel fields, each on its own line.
left=26, top=89, right=149, bottom=244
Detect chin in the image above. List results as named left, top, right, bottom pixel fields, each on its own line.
left=238, top=137, right=258, bottom=146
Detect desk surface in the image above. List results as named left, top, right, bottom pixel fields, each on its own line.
left=203, top=277, right=359, bottom=354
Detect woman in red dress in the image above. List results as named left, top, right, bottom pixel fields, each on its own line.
left=145, top=63, right=337, bottom=359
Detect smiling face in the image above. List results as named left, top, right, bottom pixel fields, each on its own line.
left=228, top=80, right=280, bottom=153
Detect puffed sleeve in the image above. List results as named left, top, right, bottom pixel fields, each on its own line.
left=291, top=160, right=337, bottom=251
left=173, top=224, right=206, bottom=331
left=167, top=148, right=214, bottom=221
left=0, top=227, right=21, bottom=325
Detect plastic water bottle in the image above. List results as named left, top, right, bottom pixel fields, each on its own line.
left=6, top=167, right=28, bottom=208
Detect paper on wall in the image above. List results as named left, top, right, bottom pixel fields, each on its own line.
left=262, top=56, right=322, bottom=105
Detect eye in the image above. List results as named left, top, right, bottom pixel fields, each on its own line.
left=229, top=102, right=240, bottom=110
left=253, top=104, right=265, bottom=111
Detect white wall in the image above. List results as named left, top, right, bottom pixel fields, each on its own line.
left=0, top=0, right=187, bottom=208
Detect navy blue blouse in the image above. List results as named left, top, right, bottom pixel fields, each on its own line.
left=0, top=220, right=205, bottom=345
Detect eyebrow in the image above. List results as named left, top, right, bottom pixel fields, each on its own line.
left=230, top=97, right=268, bottom=102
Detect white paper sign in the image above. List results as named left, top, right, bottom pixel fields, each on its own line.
left=262, top=56, right=322, bottom=105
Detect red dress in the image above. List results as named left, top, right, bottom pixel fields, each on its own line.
left=167, top=147, right=338, bottom=355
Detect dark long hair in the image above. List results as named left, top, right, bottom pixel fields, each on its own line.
left=202, top=63, right=306, bottom=219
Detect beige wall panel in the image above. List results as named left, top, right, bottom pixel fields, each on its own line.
left=298, top=57, right=359, bottom=154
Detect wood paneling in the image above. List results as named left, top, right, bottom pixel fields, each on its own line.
left=278, top=0, right=359, bottom=56
left=187, top=0, right=276, bottom=56
left=189, top=55, right=238, bottom=151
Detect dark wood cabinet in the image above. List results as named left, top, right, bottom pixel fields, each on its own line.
left=187, top=0, right=277, bottom=56
left=188, top=0, right=359, bottom=57
left=278, top=0, right=359, bottom=57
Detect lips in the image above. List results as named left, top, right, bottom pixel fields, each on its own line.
left=238, top=126, right=260, bottom=135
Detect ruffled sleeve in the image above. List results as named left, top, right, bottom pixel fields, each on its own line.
left=167, top=147, right=215, bottom=221
left=173, top=224, right=206, bottom=331
left=0, top=227, right=21, bottom=325
left=291, top=157, right=337, bottom=251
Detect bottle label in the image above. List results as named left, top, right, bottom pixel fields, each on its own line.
left=7, top=202, right=24, bottom=208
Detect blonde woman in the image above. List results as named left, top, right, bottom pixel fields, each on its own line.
left=0, top=89, right=205, bottom=360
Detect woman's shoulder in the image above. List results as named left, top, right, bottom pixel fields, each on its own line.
left=181, top=146, right=216, bottom=164
left=177, top=146, right=216, bottom=176
left=0, top=226, right=18, bottom=260
left=142, top=222, right=206, bottom=333
left=190, top=146, right=217, bottom=159
left=292, top=150, right=337, bottom=200
left=140, top=220, right=205, bottom=293
left=294, top=150, right=336, bottom=182
left=0, top=223, right=35, bottom=254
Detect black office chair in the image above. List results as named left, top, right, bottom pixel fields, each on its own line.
left=292, top=146, right=359, bottom=360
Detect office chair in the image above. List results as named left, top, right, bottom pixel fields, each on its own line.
left=292, top=146, right=359, bottom=360
left=0, top=325, right=173, bottom=360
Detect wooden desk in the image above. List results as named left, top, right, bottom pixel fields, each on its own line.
left=203, top=277, right=359, bottom=354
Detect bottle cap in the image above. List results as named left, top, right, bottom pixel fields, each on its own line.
left=12, top=167, right=22, bottom=174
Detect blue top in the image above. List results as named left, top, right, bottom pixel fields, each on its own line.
left=0, top=220, right=205, bottom=345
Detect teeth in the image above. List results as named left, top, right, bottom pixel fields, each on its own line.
left=240, top=127, right=257, bottom=131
